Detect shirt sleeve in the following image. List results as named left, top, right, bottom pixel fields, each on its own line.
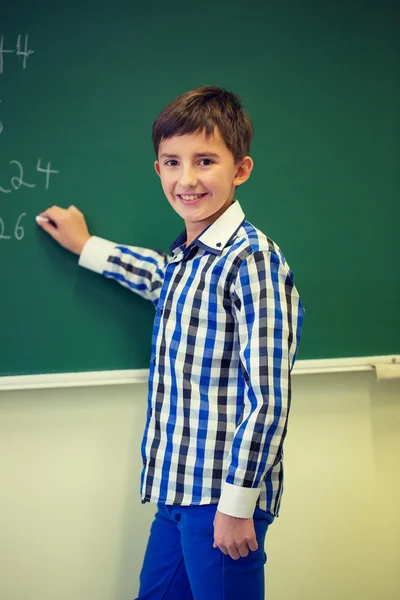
left=78, top=236, right=169, bottom=308
left=217, top=250, right=304, bottom=519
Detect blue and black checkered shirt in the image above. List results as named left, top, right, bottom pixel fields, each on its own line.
left=79, top=200, right=304, bottom=518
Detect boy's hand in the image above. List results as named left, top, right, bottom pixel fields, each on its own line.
left=37, top=205, right=91, bottom=255
left=213, top=510, right=258, bottom=560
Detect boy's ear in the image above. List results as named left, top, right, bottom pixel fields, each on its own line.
left=233, top=156, right=253, bottom=187
left=154, top=160, right=161, bottom=177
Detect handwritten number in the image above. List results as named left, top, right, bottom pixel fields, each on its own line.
left=0, top=217, right=11, bottom=240
left=37, top=159, right=60, bottom=189
left=16, top=35, right=34, bottom=69
left=14, top=213, right=26, bottom=240
left=0, top=214, right=26, bottom=241
left=0, top=35, right=15, bottom=75
left=0, top=34, right=34, bottom=75
left=10, top=160, right=35, bottom=190
left=0, top=159, right=59, bottom=192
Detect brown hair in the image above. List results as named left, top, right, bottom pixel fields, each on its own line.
left=152, top=86, right=254, bottom=163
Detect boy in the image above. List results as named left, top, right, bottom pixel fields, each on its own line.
left=37, top=86, right=304, bottom=600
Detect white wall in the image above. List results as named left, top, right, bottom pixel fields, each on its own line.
left=0, top=372, right=399, bottom=600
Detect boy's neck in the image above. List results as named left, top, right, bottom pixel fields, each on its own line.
left=184, top=199, right=235, bottom=248
left=185, top=230, right=201, bottom=248
left=184, top=222, right=213, bottom=248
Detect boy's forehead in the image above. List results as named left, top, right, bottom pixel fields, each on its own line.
left=159, top=128, right=228, bottom=155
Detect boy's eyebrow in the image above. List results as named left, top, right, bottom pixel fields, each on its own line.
left=160, top=152, right=220, bottom=159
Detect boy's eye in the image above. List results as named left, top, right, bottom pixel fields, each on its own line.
left=164, top=159, right=214, bottom=167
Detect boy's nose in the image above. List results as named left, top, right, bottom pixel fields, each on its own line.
left=179, top=168, right=198, bottom=188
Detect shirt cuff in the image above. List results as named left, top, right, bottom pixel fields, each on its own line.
left=78, top=236, right=117, bottom=274
left=217, top=482, right=261, bottom=519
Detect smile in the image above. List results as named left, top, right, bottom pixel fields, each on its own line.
left=177, top=193, right=207, bottom=205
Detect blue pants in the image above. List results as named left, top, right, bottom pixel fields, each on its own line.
left=136, top=503, right=274, bottom=600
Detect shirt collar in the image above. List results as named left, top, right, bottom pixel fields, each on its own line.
left=170, top=200, right=245, bottom=256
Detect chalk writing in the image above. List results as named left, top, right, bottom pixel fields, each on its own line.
left=0, top=34, right=60, bottom=244
left=36, top=159, right=60, bottom=190
left=0, top=213, right=26, bottom=241
left=16, top=35, right=34, bottom=70
left=0, top=159, right=60, bottom=193
left=10, top=160, right=35, bottom=191
left=0, top=35, right=34, bottom=74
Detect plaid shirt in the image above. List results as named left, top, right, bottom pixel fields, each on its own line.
left=79, top=200, right=304, bottom=518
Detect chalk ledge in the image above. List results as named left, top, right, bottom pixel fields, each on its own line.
left=0, top=356, right=399, bottom=390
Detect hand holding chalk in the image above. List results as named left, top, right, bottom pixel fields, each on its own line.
left=36, top=205, right=91, bottom=255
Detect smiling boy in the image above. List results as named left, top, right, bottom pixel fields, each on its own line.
left=155, top=125, right=251, bottom=247
left=38, top=86, right=304, bottom=600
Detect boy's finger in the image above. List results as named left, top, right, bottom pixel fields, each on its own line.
left=248, top=538, right=258, bottom=552
left=36, top=217, right=60, bottom=240
left=38, top=206, right=65, bottom=225
left=36, top=213, right=58, bottom=229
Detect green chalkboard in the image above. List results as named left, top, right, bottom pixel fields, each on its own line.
left=1, top=1, right=399, bottom=376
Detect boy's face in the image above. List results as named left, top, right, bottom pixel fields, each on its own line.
left=154, top=127, right=253, bottom=239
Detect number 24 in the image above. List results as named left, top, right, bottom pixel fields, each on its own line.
left=0, top=159, right=59, bottom=193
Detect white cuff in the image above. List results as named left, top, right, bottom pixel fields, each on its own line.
left=217, top=482, right=261, bottom=519
left=78, top=236, right=117, bottom=274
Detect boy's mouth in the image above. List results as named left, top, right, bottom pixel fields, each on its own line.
left=177, top=193, right=207, bottom=205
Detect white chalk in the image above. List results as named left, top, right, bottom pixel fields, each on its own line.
left=36, top=216, right=49, bottom=223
